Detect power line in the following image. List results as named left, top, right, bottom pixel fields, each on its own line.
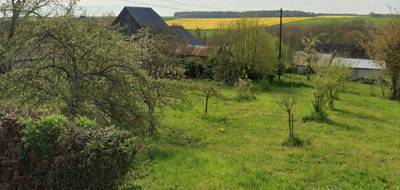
left=153, top=0, right=230, bottom=11
left=120, top=0, right=191, bottom=10
left=120, top=0, right=196, bottom=11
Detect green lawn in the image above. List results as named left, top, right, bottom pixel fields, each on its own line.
left=122, top=75, right=400, bottom=189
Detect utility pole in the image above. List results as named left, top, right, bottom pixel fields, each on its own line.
left=278, top=8, right=283, bottom=80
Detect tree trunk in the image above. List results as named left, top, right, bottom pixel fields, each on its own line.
left=391, top=76, right=400, bottom=100
left=288, top=112, right=292, bottom=140
left=380, top=78, right=385, bottom=98
left=8, top=6, right=20, bottom=40
left=205, top=95, right=209, bottom=115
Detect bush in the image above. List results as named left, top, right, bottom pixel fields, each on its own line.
left=1, top=113, right=138, bottom=190
left=21, top=115, right=67, bottom=158
left=259, top=79, right=272, bottom=92
left=303, top=91, right=330, bottom=122
left=235, top=77, right=255, bottom=100
left=47, top=127, right=137, bottom=190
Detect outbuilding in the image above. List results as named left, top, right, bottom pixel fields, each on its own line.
left=332, top=58, right=385, bottom=80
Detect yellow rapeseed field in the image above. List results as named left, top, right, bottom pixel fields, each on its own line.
left=166, top=16, right=352, bottom=30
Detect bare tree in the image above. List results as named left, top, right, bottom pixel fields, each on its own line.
left=363, top=14, right=400, bottom=100
left=0, top=0, right=77, bottom=40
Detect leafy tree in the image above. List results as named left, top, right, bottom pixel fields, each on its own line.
left=314, top=62, right=351, bottom=109
left=134, top=28, right=185, bottom=80
left=296, top=34, right=322, bottom=80
left=304, top=63, right=351, bottom=122
left=193, top=81, right=223, bottom=115
left=211, top=19, right=286, bottom=82
left=0, top=17, right=166, bottom=135
left=363, top=14, right=400, bottom=100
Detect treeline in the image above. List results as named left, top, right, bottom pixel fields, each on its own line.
left=267, top=19, right=378, bottom=55
left=174, top=10, right=317, bottom=18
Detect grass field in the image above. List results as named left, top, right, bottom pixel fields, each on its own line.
left=121, top=75, right=400, bottom=189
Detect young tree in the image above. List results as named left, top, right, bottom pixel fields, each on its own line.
left=304, top=64, right=351, bottom=122
left=193, top=81, right=223, bottom=115
left=363, top=14, right=400, bottom=100
left=277, top=97, right=302, bottom=147
left=315, top=63, right=351, bottom=109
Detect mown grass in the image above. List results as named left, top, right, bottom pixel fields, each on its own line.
left=122, top=75, right=400, bottom=189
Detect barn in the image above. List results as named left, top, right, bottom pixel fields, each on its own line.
left=112, top=7, right=168, bottom=35
left=113, top=7, right=204, bottom=46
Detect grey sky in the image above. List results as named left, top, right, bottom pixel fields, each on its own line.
left=78, top=0, right=400, bottom=16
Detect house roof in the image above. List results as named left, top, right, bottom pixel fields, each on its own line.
left=293, top=51, right=385, bottom=70
left=317, top=43, right=368, bottom=59
left=332, top=58, right=385, bottom=70
left=169, top=26, right=203, bottom=46
left=122, top=7, right=168, bottom=31
left=174, top=45, right=212, bottom=57
left=293, top=52, right=333, bottom=66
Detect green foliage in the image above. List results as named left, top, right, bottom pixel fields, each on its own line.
left=75, top=116, right=97, bottom=128
left=234, top=77, right=255, bottom=100
left=259, top=79, right=272, bottom=92
left=3, top=114, right=139, bottom=190
left=21, top=115, right=67, bottom=157
left=135, top=28, right=186, bottom=79
left=47, top=127, right=138, bottom=190
left=192, top=81, right=224, bottom=115
left=211, top=19, right=288, bottom=82
left=363, top=14, right=400, bottom=100
left=0, top=17, right=168, bottom=135
left=303, top=90, right=330, bottom=122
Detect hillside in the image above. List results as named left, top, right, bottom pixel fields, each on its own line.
left=121, top=75, right=400, bottom=189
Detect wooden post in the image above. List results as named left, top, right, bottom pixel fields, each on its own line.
left=278, top=8, right=283, bottom=80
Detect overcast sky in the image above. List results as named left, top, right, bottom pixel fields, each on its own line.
left=78, top=0, right=400, bottom=16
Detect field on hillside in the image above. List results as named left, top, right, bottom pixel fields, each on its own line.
left=166, top=16, right=355, bottom=30
left=288, top=16, right=393, bottom=26
left=121, top=75, right=400, bottom=189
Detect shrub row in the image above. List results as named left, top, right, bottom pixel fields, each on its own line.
left=0, top=113, right=138, bottom=190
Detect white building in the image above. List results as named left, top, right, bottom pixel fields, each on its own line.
left=293, top=52, right=385, bottom=80
left=332, top=58, right=385, bottom=80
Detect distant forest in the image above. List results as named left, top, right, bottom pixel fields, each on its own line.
left=174, top=11, right=364, bottom=18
